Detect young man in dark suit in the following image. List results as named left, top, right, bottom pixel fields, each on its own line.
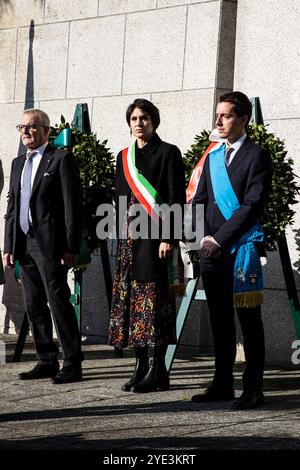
left=4, top=108, right=83, bottom=384
left=191, top=92, right=272, bottom=409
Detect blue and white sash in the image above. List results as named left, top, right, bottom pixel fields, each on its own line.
left=209, top=144, right=264, bottom=307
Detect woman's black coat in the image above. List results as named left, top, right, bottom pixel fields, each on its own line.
left=115, top=133, right=186, bottom=282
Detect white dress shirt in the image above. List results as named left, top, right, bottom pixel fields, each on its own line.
left=21, top=141, right=49, bottom=223
left=225, top=133, right=247, bottom=166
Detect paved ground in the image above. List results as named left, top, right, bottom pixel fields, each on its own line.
left=0, top=334, right=299, bottom=455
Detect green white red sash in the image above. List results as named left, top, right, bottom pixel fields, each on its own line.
left=186, top=141, right=220, bottom=203
left=122, top=141, right=184, bottom=296
left=122, top=142, right=164, bottom=224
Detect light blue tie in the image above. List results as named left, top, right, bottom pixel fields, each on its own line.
left=20, top=151, right=36, bottom=234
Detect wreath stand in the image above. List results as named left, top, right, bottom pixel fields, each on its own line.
left=165, top=97, right=300, bottom=372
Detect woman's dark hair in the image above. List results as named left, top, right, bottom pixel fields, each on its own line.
left=218, top=91, right=253, bottom=127
left=126, top=98, right=160, bottom=130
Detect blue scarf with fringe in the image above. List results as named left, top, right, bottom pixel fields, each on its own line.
left=209, top=144, right=264, bottom=307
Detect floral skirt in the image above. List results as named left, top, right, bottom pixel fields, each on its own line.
left=108, top=238, right=177, bottom=349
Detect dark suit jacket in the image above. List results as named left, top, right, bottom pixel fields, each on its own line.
left=4, top=144, right=82, bottom=262
left=115, top=133, right=186, bottom=281
left=192, top=137, right=272, bottom=271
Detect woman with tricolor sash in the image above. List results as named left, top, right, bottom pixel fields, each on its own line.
left=109, top=99, right=186, bottom=393
left=190, top=92, right=272, bottom=409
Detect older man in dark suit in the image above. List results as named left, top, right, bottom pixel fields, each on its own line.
left=191, top=92, right=272, bottom=409
left=4, top=108, right=83, bottom=383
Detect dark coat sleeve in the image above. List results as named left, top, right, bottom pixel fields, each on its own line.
left=4, top=159, right=16, bottom=254
left=165, top=145, right=186, bottom=207
left=114, top=150, right=128, bottom=241
left=0, top=159, right=4, bottom=195
left=161, top=145, right=186, bottom=244
left=59, top=151, right=82, bottom=254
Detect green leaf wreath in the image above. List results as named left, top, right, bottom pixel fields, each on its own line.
left=49, top=117, right=115, bottom=259
left=183, top=123, right=299, bottom=251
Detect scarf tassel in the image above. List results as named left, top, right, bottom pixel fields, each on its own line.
left=233, top=291, right=264, bottom=308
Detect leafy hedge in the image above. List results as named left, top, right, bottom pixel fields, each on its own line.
left=49, top=117, right=115, bottom=254
left=183, top=123, right=299, bottom=251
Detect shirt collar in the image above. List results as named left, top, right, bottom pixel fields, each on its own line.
left=226, top=133, right=247, bottom=150
left=26, top=141, right=48, bottom=158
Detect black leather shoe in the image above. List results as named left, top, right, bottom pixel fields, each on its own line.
left=191, top=386, right=235, bottom=403
left=233, top=391, right=264, bottom=410
left=18, top=362, right=60, bottom=380
left=51, top=366, right=82, bottom=384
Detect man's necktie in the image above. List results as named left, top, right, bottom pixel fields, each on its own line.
left=20, top=151, right=36, bottom=234
left=225, top=147, right=234, bottom=167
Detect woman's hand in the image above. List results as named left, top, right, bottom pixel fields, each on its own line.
left=159, top=242, right=174, bottom=259
left=3, top=253, right=14, bottom=268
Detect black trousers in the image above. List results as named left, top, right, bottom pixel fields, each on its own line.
left=19, top=234, right=82, bottom=367
left=202, top=257, right=265, bottom=393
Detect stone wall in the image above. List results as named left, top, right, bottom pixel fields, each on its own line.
left=0, top=0, right=299, bottom=365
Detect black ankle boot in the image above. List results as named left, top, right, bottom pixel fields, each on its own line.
left=122, top=357, right=149, bottom=391
left=121, top=347, right=149, bottom=392
left=132, top=358, right=170, bottom=393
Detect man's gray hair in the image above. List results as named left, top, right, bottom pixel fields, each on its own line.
left=23, top=108, right=50, bottom=127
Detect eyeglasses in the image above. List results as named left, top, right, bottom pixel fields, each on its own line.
left=16, top=124, right=48, bottom=133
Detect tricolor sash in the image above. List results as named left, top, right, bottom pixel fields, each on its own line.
left=122, top=142, right=163, bottom=224
left=186, top=141, right=220, bottom=203
left=122, top=141, right=184, bottom=296
left=209, top=144, right=264, bottom=308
